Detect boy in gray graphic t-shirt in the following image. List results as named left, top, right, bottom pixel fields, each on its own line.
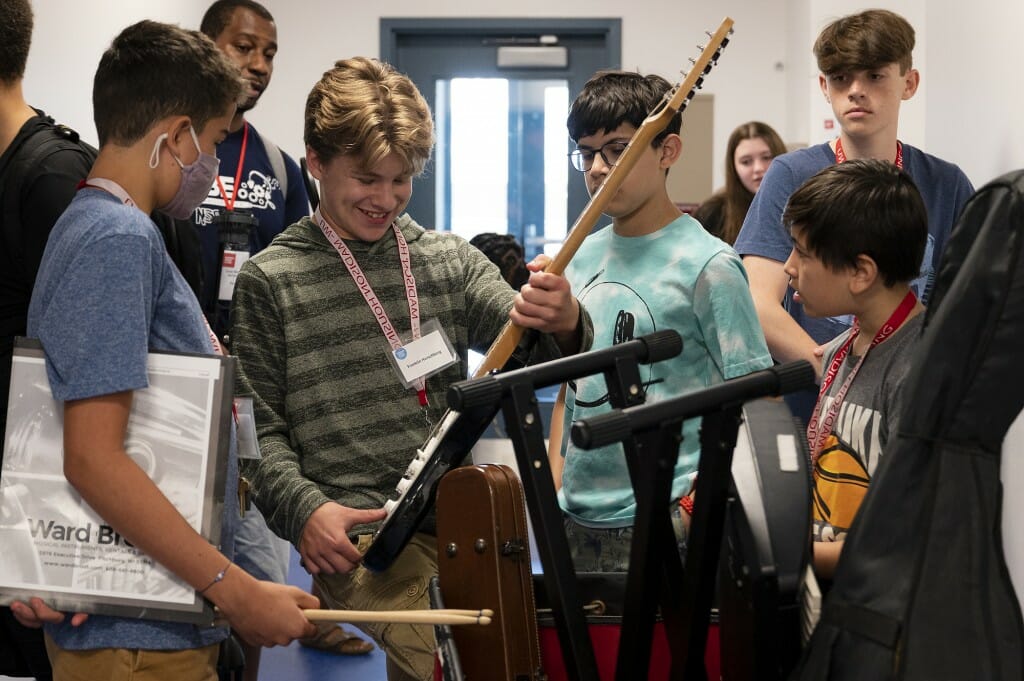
left=780, top=159, right=928, bottom=582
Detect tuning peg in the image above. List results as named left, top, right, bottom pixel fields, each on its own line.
left=688, top=57, right=697, bottom=66
left=697, top=43, right=705, bottom=52
left=705, top=30, right=714, bottom=38
left=720, top=38, right=730, bottom=48
left=694, top=77, right=704, bottom=90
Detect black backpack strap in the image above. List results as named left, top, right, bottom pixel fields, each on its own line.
left=1, top=115, right=96, bottom=279
left=254, top=129, right=288, bottom=199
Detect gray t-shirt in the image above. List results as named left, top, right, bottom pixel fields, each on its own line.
left=811, top=313, right=923, bottom=543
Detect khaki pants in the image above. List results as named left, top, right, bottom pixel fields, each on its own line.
left=44, top=634, right=218, bottom=681
left=315, top=532, right=437, bottom=681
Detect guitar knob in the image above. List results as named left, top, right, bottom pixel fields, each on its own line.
left=383, top=499, right=398, bottom=516
left=404, top=459, right=425, bottom=479
left=396, top=477, right=412, bottom=495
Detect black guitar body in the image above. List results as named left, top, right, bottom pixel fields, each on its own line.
left=361, top=402, right=501, bottom=573
left=362, top=332, right=538, bottom=573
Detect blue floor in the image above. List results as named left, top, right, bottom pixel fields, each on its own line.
left=258, top=548, right=387, bottom=681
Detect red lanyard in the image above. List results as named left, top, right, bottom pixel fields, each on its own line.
left=835, top=138, right=904, bottom=169
left=82, top=178, right=137, bottom=207
left=215, top=123, right=249, bottom=212
left=314, top=209, right=427, bottom=406
left=807, top=290, right=917, bottom=460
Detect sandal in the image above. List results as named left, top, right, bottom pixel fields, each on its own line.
left=300, top=623, right=375, bottom=655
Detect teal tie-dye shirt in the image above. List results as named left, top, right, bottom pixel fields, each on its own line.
left=558, top=214, right=772, bottom=526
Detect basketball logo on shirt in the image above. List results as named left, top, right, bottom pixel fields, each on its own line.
left=812, top=434, right=869, bottom=541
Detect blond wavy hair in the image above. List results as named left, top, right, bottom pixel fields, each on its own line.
left=304, top=56, right=434, bottom=176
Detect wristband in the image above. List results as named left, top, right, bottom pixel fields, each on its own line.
left=198, top=561, right=232, bottom=595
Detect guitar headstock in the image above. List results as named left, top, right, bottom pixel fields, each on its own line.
left=646, top=17, right=734, bottom=127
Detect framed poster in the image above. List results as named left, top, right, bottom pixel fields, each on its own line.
left=0, top=339, right=234, bottom=624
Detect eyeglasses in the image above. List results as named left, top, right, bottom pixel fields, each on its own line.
left=568, top=140, right=630, bottom=172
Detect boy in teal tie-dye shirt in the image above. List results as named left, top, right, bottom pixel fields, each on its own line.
left=552, top=70, right=772, bottom=571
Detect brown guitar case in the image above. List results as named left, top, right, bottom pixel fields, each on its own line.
left=436, top=463, right=544, bottom=681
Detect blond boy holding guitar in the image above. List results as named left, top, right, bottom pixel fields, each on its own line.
left=229, top=57, right=589, bottom=681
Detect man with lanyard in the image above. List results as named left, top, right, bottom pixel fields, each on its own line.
left=229, top=57, right=589, bottom=681
left=0, top=2, right=94, bottom=678
left=195, top=1, right=377, bottom=669
left=11, top=20, right=318, bottom=680
left=732, top=8, right=973, bottom=423
left=193, top=0, right=309, bottom=341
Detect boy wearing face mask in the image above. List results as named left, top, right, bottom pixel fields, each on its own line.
left=10, top=21, right=317, bottom=681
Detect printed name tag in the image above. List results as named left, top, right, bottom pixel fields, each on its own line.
left=218, top=248, right=250, bottom=301
left=392, top=329, right=456, bottom=384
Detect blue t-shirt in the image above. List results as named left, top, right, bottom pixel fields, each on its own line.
left=733, top=141, right=974, bottom=422
left=734, top=141, right=974, bottom=343
left=27, top=188, right=237, bottom=651
left=191, top=124, right=309, bottom=321
left=558, top=215, right=772, bottom=526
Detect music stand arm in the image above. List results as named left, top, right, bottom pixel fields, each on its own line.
left=676, top=406, right=744, bottom=681
left=615, top=423, right=688, bottom=681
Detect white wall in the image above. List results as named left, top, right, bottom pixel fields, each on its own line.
left=22, top=0, right=796, bottom=193
left=23, top=0, right=1020, bottom=194
left=23, top=1, right=208, bottom=146
left=925, top=0, right=1024, bottom=188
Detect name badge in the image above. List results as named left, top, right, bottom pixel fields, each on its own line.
left=387, top=318, right=457, bottom=388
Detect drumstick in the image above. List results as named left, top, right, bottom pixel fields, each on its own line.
left=303, top=608, right=492, bottom=626
left=427, top=608, right=494, bottom=618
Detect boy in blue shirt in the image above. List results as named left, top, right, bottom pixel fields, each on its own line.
left=734, top=9, right=973, bottom=423
left=11, top=20, right=316, bottom=681
left=781, top=160, right=927, bottom=580
left=552, top=70, right=772, bottom=571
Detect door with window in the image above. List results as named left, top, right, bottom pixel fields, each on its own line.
left=382, top=19, right=621, bottom=260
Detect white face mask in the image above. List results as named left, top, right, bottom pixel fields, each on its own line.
left=149, top=126, right=220, bottom=219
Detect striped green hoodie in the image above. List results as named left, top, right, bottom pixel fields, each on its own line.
left=231, top=215, right=591, bottom=544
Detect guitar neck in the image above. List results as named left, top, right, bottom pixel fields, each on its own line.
left=473, top=17, right=734, bottom=378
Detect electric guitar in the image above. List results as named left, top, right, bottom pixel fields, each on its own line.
left=362, top=17, right=736, bottom=573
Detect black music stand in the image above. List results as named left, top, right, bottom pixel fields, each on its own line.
left=571, top=362, right=816, bottom=681
left=447, top=331, right=686, bottom=681
left=576, top=406, right=742, bottom=681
